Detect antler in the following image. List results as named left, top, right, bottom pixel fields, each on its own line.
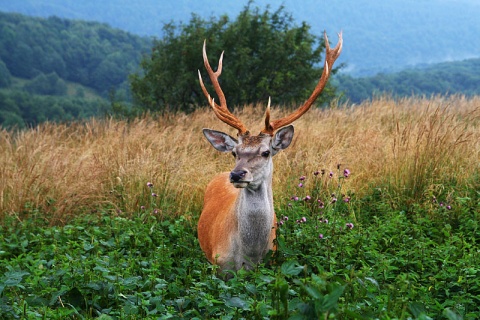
left=198, top=40, right=249, bottom=136
left=261, top=31, right=343, bottom=135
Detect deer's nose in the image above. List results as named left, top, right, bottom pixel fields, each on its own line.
left=230, top=170, right=247, bottom=182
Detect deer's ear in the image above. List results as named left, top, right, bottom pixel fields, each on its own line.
left=271, top=125, right=294, bottom=155
left=203, top=129, right=238, bottom=152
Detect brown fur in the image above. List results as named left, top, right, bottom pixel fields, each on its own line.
left=197, top=172, right=277, bottom=266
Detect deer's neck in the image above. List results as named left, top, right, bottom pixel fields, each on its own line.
left=234, top=167, right=274, bottom=261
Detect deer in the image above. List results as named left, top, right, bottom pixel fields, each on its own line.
left=197, top=31, right=343, bottom=273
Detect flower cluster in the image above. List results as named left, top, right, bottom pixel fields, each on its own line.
left=139, top=181, right=161, bottom=215
left=296, top=217, right=307, bottom=224
left=282, top=167, right=356, bottom=242
left=147, top=182, right=158, bottom=197
left=289, top=167, right=354, bottom=212
left=432, top=196, right=452, bottom=210
left=277, top=215, right=289, bottom=227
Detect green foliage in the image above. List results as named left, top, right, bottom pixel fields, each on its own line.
left=3, top=0, right=480, bottom=77
left=0, top=90, right=109, bottom=128
left=0, top=11, right=152, bottom=127
left=130, top=3, right=340, bottom=113
left=0, top=12, right=151, bottom=94
left=1, top=167, right=479, bottom=318
left=337, top=58, right=480, bottom=103
left=2, top=6, right=480, bottom=127
left=23, top=72, right=67, bottom=96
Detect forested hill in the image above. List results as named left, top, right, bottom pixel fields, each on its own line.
left=336, top=58, right=480, bottom=104
left=0, top=10, right=479, bottom=129
left=0, top=11, right=151, bottom=94
left=2, top=0, right=480, bottom=76
left=0, top=11, right=151, bottom=128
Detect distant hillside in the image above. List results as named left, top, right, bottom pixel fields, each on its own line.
left=1, top=0, right=480, bottom=76
left=336, top=58, right=480, bottom=103
left=0, top=10, right=478, bottom=129
left=0, top=11, right=151, bottom=128
left=0, top=11, right=151, bottom=94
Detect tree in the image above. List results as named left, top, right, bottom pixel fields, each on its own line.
left=23, top=72, right=67, bottom=96
left=130, top=3, right=341, bottom=113
left=0, top=59, right=11, bottom=87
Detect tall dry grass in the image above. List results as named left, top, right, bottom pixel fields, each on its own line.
left=1, top=95, right=479, bottom=224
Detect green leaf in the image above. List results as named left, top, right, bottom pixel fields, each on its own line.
left=225, top=296, right=249, bottom=309
left=83, top=243, right=95, bottom=251
left=317, top=284, right=345, bottom=313
left=3, top=270, right=30, bottom=287
left=123, top=303, right=139, bottom=315
left=281, top=260, right=304, bottom=276
left=304, top=285, right=322, bottom=300
left=443, top=308, right=463, bottom=320
left=93, top=265, right=110, bottom=274
left=245, top=283, right=257, bottom=294
left=409, top=302, right=427, bottom=318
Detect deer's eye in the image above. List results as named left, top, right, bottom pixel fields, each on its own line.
left=232, top=151, right=236, bottom=158
left=261, top=151, right=270, bottom=158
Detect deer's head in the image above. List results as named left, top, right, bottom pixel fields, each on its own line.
left=199, top=32, right=343, bottom=189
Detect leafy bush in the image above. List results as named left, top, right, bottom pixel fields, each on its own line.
left=130, top=3, right=340, bottom=113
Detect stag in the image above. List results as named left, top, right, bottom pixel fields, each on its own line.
left=197, top=31, right=343, bottom=272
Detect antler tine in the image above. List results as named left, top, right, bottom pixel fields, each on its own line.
left=198, top=40, right=249, bottom=135
left=264, top=97, right=271, bottom=133
left=262, top=31, right=343, bottom=135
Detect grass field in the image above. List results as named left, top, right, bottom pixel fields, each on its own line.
left=0, top=95, right=479, bottom=319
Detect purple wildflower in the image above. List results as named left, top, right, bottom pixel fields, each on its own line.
left=151, top=193, right=158, bottom=197
left=314, top=171, right=320, bottom=176
left=446, top=205, right=452, bottom=210
left=147, top=182, right=154, bottom=188
left=304, top=195, right=311, bottom=201
left=299, top=175, right=306, bottom=181
left=346, top=223, right=354, bottom=229
left=343, top=168, right=351, bottom=178
left=319, top=234, right=324, bottom=239
left=298, top=183, right=304, bottom=188
left=329, top=171, right=334, bottom=178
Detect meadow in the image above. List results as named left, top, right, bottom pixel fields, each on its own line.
left=0, top=95, right=479, bottom=319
